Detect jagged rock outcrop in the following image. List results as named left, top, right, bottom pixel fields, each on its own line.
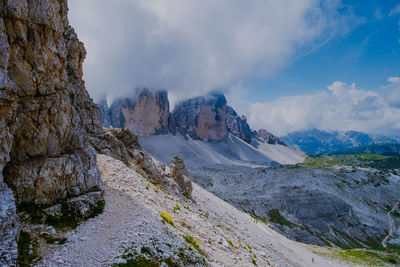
left=170, top=156, right=192, bottom=198
left=109, top=88, right=169, bottom=136
left=170, top=93, right=228, bottom=142
left=91, top=129, right=186, bottom=197
left=226, top=106, right=253, bottom=143
left=0, top=1, right=103, bottom=264
left=98, top=95, right=111, bottom=128
left=257, top=129, right=286, bottom=145
left=99, top=90, right=285, bottom=146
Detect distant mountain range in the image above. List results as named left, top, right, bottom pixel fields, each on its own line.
left=280, top=129, right=400, bottom=155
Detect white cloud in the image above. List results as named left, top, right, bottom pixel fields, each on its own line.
left=68, top=0, right=352, bottom=102
left=241, top=80, right=400, bottom=136
left=389, top=4, right=400, bottom=16
left=374, top=8, right=383, bottom=20
left=384, top=77, right=400, bottom=108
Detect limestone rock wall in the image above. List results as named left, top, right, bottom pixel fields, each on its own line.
left=0, top=1, right=103, bottom=264
left=99, top=89, right=285, bottom=146
left=109, top=88, right=169, bottom=136
left=171, top=93, right=228, bottom=142
left=226, top=106, right=253, bottom=143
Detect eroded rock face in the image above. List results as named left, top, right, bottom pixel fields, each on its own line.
left=170, top=156, right=192, bottom=198
left=226, top=106, right=253, bottom=143
left=0, top=1, right=103, bottom=263
left=171, top=93, right=228, bottom=142
left=98, top=96, right=111, bottom=128
left=257, top=129, right=286, bottom=145
left=91, top=128, right=183, bottom=196
left=109, top=88, right=169, bottom=136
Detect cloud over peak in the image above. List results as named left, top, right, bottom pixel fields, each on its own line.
left=69, top=0, right=351, bottom=101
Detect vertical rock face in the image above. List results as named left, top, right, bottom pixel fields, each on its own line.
left=0, top=1, right=103, bottom=264
left=171, top=93, right=228, bottom=142
left=99, top=90, right=284, bottom=146
left=225, top=106, right=253, bottom=143
left=109, top=88, right=169, bottom=136
left=98, top=95, right=111, bottom=128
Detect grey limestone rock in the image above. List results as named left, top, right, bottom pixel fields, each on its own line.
left=171, top=93, right=228, bottom=142
left=0, top=0, right=104, bottom=264
left=109, top=88, right=169, bottom=136
left=170, top=156, right=192, bottom=198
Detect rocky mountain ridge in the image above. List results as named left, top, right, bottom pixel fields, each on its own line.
left=281, top=128, right=400, bottom=155
left=99, top=90, right=284, bottom=146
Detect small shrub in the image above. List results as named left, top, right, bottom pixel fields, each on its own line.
left=160, top=212, right=175, bottom=226
left=173, top=204, right=180, bottom=212
left=40, top=233, right=67, bottom=245
left=226, top=239, right=233, bottom=246
left=45, top=215, right=79, bottom=230
left=89, top=200, right=106, bottom=219
left=18, top=231, right=39, bottom=266
left=184, top=234, right=203, bottom=254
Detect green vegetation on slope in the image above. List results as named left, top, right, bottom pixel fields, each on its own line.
left=297, top=153, right=400, bottom=169
left=317, top=245, right=400, bottom=266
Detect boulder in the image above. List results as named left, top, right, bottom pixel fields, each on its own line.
left=170, top=156, right=193, bottom=198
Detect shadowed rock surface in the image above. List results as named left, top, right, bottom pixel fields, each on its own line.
left=0, top=1, right=104, bottom=264
left=98, top=95, right=111, bottom=128
left=109, top=88, right=169, bottom=136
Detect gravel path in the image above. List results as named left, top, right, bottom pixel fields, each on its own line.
left=38, top=155, right=347, bottom=266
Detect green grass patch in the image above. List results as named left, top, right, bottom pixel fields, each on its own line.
left=173, top=204, right=180, bottom=212
left=114, top=256, right=160, bottom=267
left=337, top=248, right=400, bottom=266
left=249, top=210, right=267, bottom=224
left=317, top=246, right=400, bottom=266
left=45, top=215, right=80, bottom=230
left=160, top=212, right=175, bottom=227
left=17, top=231, right=40, bottom=266
left=40, top=233, right=67, bottom=245
left=297, top=153, right=400, bottom=170
left=183, top=235, right=204, bottom=254
left=267, top=209, right=297, bottom=228
left=88, top=200, right=106, bottom=219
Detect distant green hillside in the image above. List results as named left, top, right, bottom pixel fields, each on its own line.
left=297, top=153, right=400, bottom=170
left=328, top=143, right=400, bottom=156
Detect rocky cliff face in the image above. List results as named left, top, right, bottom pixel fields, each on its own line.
left=108, top=88, right=169, bottom=136
left=99, top=90, right=284, bottom=145
left=170, top=93, right=228, bottom=142
left=225, top=106, right=253, bottom=143
left=98, top=95, right=111, bottom=128
left=0, top=1, right=104, bottom=264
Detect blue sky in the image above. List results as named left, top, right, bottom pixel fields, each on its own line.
left=246, top=0, right=400, bottom=102
left=69, top=0, right=400, bottom=135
